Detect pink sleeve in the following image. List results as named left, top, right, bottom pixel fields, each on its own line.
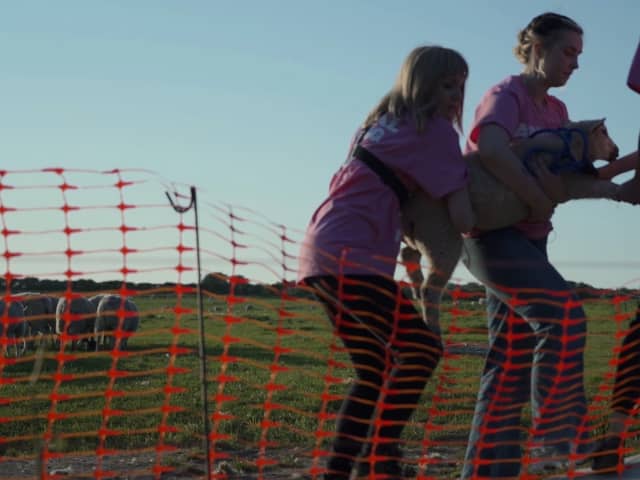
left=409, top=120, right=468, bottom=199
left=555, top=98, right=570, bottom=123
left=468, top=88, right=520, bottom=145
left=629, top=41, right=640, bottom=94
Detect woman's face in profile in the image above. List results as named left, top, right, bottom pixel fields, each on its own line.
left=540, top=30, right=583, bottom=87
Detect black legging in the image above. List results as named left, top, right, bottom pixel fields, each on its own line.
left=611, top=306, right=640, bottom=415
left=306, top=275, right=442, bottom=474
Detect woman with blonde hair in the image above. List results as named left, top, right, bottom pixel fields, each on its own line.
left=298, top=45, right=475, bottom=479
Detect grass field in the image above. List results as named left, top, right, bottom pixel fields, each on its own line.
left=0, top=290, right=638, bottom=477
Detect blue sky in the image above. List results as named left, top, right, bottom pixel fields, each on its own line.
left=1, top=1, right=639, bottom=289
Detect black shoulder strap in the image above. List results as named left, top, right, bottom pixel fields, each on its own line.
left=353, top=145, right=410, bottom=207
left=349, top=123, right=409, bottom=207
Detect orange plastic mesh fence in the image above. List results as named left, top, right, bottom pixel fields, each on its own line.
left=0, top=168, right=637, bottom=479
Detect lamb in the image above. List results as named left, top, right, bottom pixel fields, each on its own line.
left=0, top=299, right=27, bottom=357
left=401, top=119, right=640, bottom=334
left=94, top=295, right=139, bottom=351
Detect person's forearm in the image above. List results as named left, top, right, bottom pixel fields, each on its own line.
left=478, top=146, right=552, bottom=207
left=598, top=150, right=639, bottom=180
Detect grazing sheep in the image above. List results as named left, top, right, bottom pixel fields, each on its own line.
left=84, top=294, right=107, bottom=349
left=55, top=296, right=96, bottom=350
left=0, top=299, right=27, bottom=357
left=95, top=295, right=139, bottom=350
left=88, top=294, right=104, bottom=312
left=21, top=294, right=57, bottom=349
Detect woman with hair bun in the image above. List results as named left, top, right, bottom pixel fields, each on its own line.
left=460, top=12, right=593, bottom=479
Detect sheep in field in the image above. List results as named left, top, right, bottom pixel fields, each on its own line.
left=20, top=294, right=57, bottom=348
left=94, top=295, right=139, bottom=351
left=55, top=296, right=97, bottom=350
left=0, top=299, right=27, bottom=357
left=84, top=294, right=107, bottom=350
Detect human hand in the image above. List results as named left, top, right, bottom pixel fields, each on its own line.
left=529, top=159, right=568, bottom=204
left=616, top=175, right=640, bottom=205
left=598, top=150, right=640, bottom=180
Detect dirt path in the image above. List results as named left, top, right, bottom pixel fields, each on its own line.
left=0, top=445, right=464, bottom=479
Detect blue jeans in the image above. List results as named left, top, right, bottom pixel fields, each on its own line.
left=611, top=306, right=640, bottom=415
left=459, top=228, right=588, bottom=479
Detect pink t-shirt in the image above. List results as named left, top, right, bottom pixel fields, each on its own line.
left=465, top=75, right=569, bottom=238
left=297, top=114, right=468, bottom=280
left=629, top=40, right=640, bottom=94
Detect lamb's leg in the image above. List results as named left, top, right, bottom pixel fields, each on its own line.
left=402, top=193, right=463, bottom=336
left=420, top=270, right=443, bottom=336
left=561, top=172, right=640, bottom=206
left=400, top=244, right=424, bottom=300
left=420, top=240, right=461, bottom=338
left=402, top=243, right=429, bottom=329
left=564, top=175, right=622, bottom=200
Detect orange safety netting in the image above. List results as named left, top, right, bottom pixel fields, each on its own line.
left=0, top=168, right=637, bottom=479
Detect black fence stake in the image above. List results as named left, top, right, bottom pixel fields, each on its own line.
left=166, top=186, right=211, bottom=479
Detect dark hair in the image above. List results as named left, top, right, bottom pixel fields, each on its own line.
left=514, top=12, right=583, bottom=64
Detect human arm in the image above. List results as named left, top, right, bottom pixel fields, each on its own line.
left=628, top=40, right=640, bottom=93
left=445, top=186, right=475, bottom=233
left=475, top=124, right=558, bottom=219
left=597, top=150, right=639, bottom=180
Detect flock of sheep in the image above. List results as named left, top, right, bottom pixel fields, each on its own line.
left=0, top=293, right=140, bottom=357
